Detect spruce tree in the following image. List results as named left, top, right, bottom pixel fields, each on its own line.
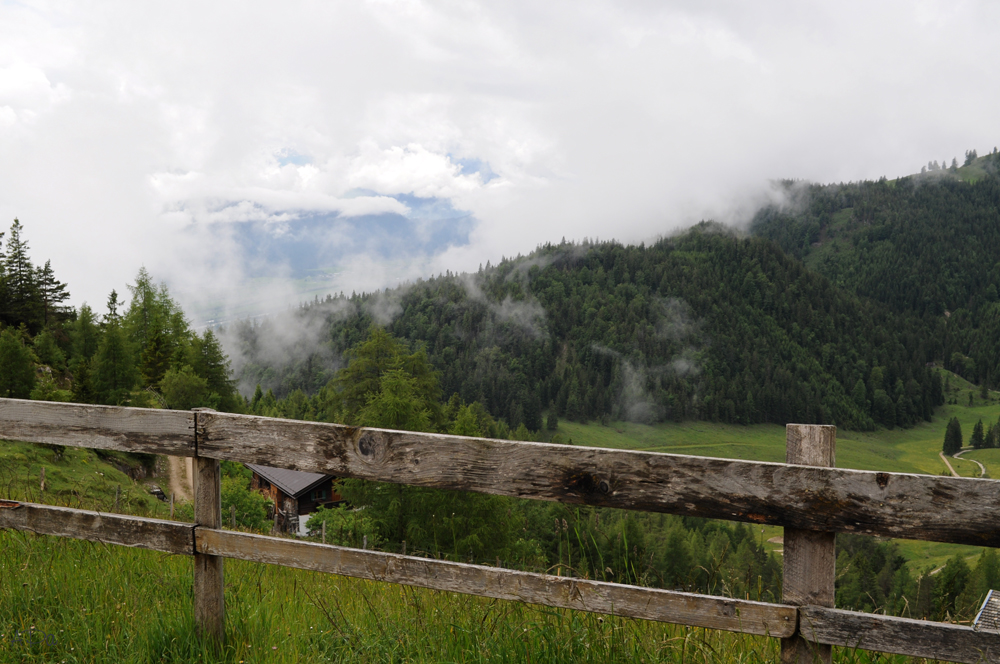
left=943, top=417, right=963, bottom=455
left=36, top=259, right=70, bottom=326
left=971, top=419, right=986, bottom=449
left=193, top=329, right=236, bottom=407
left=2, top=219, right=39, bottom=329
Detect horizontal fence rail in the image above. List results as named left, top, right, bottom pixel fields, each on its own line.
left=800, top=607, right=1000, bottom=663
left=0, top=500, right=192, bottom=554
left=196, top=411, right=1000, bottom=548
left=2, top=397, right=1000, bottom=663
left=197, top=528, right=797, bottom=637
left=0, top=398, right=194, bottom=456
left=3, top=398, right=1000, bottom=546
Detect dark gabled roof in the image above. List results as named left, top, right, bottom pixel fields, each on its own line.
left=246, top=464, right=333, bottom=498
left=974, top=590, right=1000, bottom=632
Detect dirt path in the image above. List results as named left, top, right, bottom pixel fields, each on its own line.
left=939, top=451, right=960, bottom=478
left=168, top=455, right=194, bottom=502
left=954, top=449, right=986, bottom=478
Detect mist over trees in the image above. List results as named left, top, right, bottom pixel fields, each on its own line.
left=230, top=224, right=944, bottom=432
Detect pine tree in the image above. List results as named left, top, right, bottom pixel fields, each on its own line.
left=333, top=327, right=441, bottom=425
left=943, top=417, right=963, bottom=455
left=193, top=329, right=236, bottom=405
left=71, top=359, right=96, bottom=404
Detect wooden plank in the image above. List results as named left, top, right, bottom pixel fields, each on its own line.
left=781, top=424, right=836, bottom=664
left=0, top=398, right=194, bottom=456
left=0, top=500, right=193, bottom=554
left=196, top=528, right=797, bottom=637
left=193, top=454, right=225, bottom=642
left=801, top=606, right=1000, bottom=664
left=197, top=411, right=1000, bottom=547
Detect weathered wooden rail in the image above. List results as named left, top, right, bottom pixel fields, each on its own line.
left=1, top=397, right=998, bottom=663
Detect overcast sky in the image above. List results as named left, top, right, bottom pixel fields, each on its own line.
left=2, top=1, right=998, bottom=318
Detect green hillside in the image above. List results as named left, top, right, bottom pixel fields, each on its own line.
left=234, top=225, right=944, bottom=432
left=751, top=152, right=1000, bottom=396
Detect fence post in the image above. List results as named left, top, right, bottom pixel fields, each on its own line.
left=781, top=424, right=836, bottom=664
left=193, top=409, right=224, bottom=643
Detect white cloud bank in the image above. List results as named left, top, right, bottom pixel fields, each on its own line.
left=1, top=1, right=999, bottom=316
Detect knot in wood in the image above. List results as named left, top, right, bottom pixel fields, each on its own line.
left=875, top=472, right=890, bottom=489
left=564, top=472, right=611, bottom=499
left=356, top=430, right=388, bottom=464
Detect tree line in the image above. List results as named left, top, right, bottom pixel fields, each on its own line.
left=0, top=219, right=243, bottom=412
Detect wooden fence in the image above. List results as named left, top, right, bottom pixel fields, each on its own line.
left=0, top=397, right=998, bottom=663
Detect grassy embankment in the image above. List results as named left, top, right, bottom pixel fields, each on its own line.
left=559, top=369, right=1000, bottom=575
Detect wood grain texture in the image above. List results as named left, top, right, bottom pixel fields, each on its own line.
left=0, top=398, right=194, bottom=456
left=196, top=528, right=797, bottom=637
left=801, top=606, right=1000, bottom=664
left=193, top=456, right=225, bottom=643
left=0, top=501, right=193, bottom=554
left=197, top=412, right=1000, bottom=546
left=781, top=424, right=835, bottom=664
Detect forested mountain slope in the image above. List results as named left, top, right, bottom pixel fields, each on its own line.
left=231, top=225, right=943, bottom=431
left=751, top=151, right=1000, bottom=392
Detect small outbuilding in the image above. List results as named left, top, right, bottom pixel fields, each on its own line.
left=975, top=589, right=1000, bottom=632
left=247, top=464, right=341, bottom=534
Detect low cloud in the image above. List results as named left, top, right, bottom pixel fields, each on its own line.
left=458, top=272, right=547, bottom=339
left=653, top=296, right=700, bottom=344
left=218, top=297, right=356, bottom=398
left=589, top=296, right=704, bottom=422
left=362, top=289, right=405, bottom=326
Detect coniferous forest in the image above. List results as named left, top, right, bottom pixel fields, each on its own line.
left=0, top=218, right=242, bottom=412
left=235, top=223, right=943, bottom=432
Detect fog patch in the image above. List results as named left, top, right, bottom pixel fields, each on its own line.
left=458, top=272, right=548, bottom=339
left=493, top=296, right=547, bottom=338
left=218, top=297, right=356, bottom=398
left=590, top=296, right=704, bottom=423
left=653, top=296, right=700, bottom=343
left=362, top=289, right=405, bottom=326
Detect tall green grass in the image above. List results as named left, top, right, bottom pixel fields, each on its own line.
left=1, top=530, right=926, bottom=663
